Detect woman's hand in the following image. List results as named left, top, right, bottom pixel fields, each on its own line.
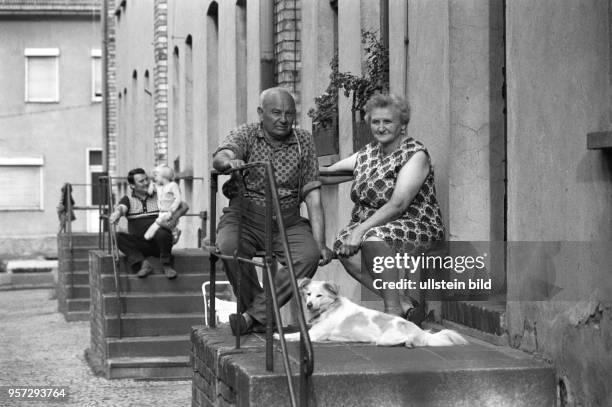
left=338, top=227, right=365, bottom=257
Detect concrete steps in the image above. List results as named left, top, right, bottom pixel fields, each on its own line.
left=60, top=271, right=90, bottom=285
left=65, top=310, right=89, bottom=322
left=104, top=313, right=204, bottom=337
left=106, top=335, right=191, bottom=358
left=191, top=326, right=556, bottom=407
left=67, top=298, right=90, bottom=311
left=68, top=284, right=91, bottom=298
left=103, top=292, right=204, bottom=314
left=87, top=249, right=216, bottom=380
left=106, top=356, right=191, bottom=379
left=56, top=233, right=98, bottom=321
left=71, top=259, right=90, bottom=271
left=101, top=273, right=209, bottom=293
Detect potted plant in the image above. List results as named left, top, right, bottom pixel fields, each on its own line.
left=308, top=54, right=340, bottom=156
left=307, top=30, right=389, bottom=155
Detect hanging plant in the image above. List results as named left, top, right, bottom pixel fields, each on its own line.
left=307, top=30, right=389, bottom=130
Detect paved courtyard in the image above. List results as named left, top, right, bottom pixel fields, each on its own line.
left=0, top=289, right=191, bottom=407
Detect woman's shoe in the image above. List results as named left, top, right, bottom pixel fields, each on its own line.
left=404, top=301, right=427, bottom=327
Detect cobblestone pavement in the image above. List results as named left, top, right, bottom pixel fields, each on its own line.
left=0, top=289, right=191, bottom=407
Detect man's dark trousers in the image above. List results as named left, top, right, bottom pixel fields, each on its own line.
left=216, top=199, right=320, bottom=325
left=116, top=228, right=173, bottom=271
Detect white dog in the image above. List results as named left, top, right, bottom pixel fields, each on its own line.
left=274, top=278, right=468, bottom=347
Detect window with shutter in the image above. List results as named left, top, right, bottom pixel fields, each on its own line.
left=25, top=48, right=60, bottom=103
left=0, top=157, right=44, bottom=211
left=91, top=49, right=102, bottom=102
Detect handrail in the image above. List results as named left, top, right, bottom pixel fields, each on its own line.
left=206, top=162, right=314, bottom=407
left=105, top=175, right=123, bottom=339
left=319, top=168, right=354, bottom=185
left=64, top=183, right=74, bottom=297
left=96, top=175, right=208, bottom=248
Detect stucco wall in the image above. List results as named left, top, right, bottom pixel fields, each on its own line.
left=0, top=16, right=101, bottom=253
left=405, top=0, right=451, bottom=235
left=506, top=0, right=612, bottom=404
left=114, top=0, right=155, bottom=177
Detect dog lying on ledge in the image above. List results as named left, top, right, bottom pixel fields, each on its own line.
left=274, top=278, right=468, bottom=347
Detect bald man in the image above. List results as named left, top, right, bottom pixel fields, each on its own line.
left=213, top=87, right=333, bottom=336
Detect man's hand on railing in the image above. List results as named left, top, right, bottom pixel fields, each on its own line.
left=108, top=210, right=122, bottom=225
left=213, top=149, right=247, bottom=174
left=220, top=159, right=246, bottom=173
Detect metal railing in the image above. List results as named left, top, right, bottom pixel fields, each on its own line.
left=96, top=175, right=209, bottom=338
left=60, top=181, right=111, bottom=299
left=62, top=175, right=209, bottom=339
left=101, top=175, right=124, bottom=339
left=60, top=176, right=124, bottom=338
left=95, top=175, right=209, bottom=251
left=204, top=162, right=315, bottom=407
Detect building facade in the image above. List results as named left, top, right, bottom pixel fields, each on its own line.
left=106, top=0, right=612, bottom=404
left=0, top=0, right=102, bottom=257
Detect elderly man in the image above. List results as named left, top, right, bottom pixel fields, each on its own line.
left=108, top=168, right=189, bottom=279
left=213, top=87, right=333, bottom=336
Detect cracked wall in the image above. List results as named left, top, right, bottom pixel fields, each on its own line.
left=506, top=0, right=612, bottom=404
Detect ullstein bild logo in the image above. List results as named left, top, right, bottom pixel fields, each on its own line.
left=371, top=253, right=487, bottom=274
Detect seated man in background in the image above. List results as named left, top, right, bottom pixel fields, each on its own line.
left=213, top=87, right=333, bottom=336
left=108, top=167, right=189, bottom=279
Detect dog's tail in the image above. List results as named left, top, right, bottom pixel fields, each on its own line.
left=410, top=329, right=469, bottom=347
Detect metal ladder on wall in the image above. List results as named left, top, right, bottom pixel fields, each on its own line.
left=203, top=161, right=314, bottom=407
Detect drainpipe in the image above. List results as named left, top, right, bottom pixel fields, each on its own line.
left=102, top=0, right=109, bottom=174
left=260, top=0, right=275, bottom=89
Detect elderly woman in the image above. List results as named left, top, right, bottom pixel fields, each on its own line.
left=321, top=93, right=445, bottom=318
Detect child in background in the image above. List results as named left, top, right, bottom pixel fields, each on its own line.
left=144, top=165, right=182, bottom=243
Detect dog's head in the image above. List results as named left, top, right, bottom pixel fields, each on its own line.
left=298, top=278, right=339, bottom=314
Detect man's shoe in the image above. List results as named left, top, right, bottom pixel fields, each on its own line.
left=229, top=313, right=252, bottom=336
left=136, top=260, right=154, bottom=278
left=163, top=265, right=177, bottom=279
left=252, top=322, right=267, bottom=333
left=172, top=228, right=181, bottom=244
left=252, top=321, right=278, bottom=333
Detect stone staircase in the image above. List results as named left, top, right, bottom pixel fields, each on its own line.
left=191, top=327, right=556, bottom=407
left=57, top=233, right=99, bottom=321
left=86, top=249, right=213, bottom=379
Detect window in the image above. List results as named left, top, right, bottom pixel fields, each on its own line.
left=25, top=48, right=59, bottom=102
left=91, top=49, right=102, bottom=102
left=87, top=149, right=105, bottom=206
left=0, top=157, right=44, bottom=210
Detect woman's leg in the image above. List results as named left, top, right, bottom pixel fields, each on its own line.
left=339, top=237, right=413, bottom=317
left=338, top=253, right=380, bottom=296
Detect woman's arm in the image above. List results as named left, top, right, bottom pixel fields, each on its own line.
left=319, top=153, right=357, bottom=185
left=319, top=153, right=358, bottom=175
left=337, top=151, right=430, bottom=256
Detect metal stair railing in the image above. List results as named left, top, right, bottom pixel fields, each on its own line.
left=63, top=183, right=75, bottom=298
left=60, top=182, right=112, bottom=299
left=204, top=161, right=314, bottom=407
left=102, top=175, right=124, bottom=339
left=96, top=173, right=211, bottom=340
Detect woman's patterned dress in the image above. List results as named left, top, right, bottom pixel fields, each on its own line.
left=333, top=137, right=445, bottom=253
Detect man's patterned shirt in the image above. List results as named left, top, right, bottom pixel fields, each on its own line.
left=215, top=123, right=321, bottom=209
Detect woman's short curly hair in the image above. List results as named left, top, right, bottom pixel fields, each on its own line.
left=363, top=93, right=411, bottom=125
